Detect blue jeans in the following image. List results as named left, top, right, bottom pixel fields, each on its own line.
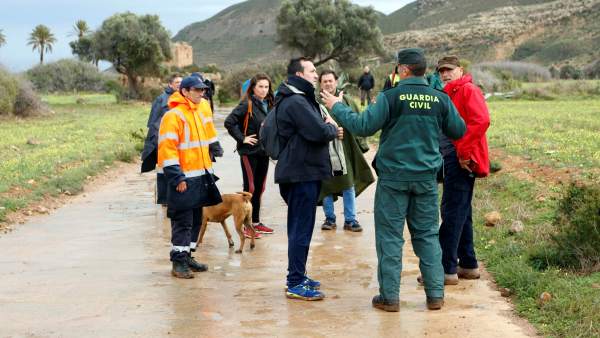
left=322, top=186, right=356, bottom=223
left=439, top=149, right=478, bottom=274
left=279, top=181, right=321, bottom=287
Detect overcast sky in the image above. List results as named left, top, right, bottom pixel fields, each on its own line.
left=0, top=0, right=412, bottom=72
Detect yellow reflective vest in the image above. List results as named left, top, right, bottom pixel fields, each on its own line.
left=158, top=91, right=217, bottom=178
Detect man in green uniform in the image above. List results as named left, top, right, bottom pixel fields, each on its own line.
left=321, top=48, right=466, bottom=311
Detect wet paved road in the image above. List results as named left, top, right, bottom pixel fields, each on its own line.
left=0, top=108, right=535, bottom=337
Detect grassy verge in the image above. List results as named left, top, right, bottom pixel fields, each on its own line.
left=475, top=97, right=600, bottom=336
left=0, top=93, right=147, bottom=223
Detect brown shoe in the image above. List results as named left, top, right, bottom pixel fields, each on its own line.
left=372, top=295, right=400, bottom=312
left=457, top=267, right=480, bottom=279
left=417, top=274, right=458, bottom=285
left=426, top=297, right=444, bottom=310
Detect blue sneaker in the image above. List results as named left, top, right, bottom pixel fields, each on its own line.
left=303, top=276, right=321, bottom=289
left=286, top=284, right=325, bottom=301
left=285, top=276, right=321, bottom=290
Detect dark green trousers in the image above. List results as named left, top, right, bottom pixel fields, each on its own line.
left=374, top=179, right=444, bottom=300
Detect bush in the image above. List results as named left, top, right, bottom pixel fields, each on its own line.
left=13, top=77, right=46, bottom=117
left=583, top=60, right=600, bottom=79
left=471, top=68, right=502, bottom=92
left=513, top=87, right=556, bottom=100
left=559, top=65, right=583, bottom=80
left=0, top=67, right=18, bottom=115
left=512, top=40, right=544, bottom=60
left=26, top=59, right=112, bottom=93
left=216, top=63, right=286, bottom=103
left=0, top=66, right=45, bottom=116
left=528, top=183, right=600, bottom=273
left=475, top=61, right=551, bottom=82
left=104, top=79, right=127, bottom=103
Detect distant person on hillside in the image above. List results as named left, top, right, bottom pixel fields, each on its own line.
left=383, top=65, right=400, bottom=90
left=357, top=66, right=375, bottom=106
left=431, top=55, right=490, bottom=285
left=224, top=73, right=276, bottom=237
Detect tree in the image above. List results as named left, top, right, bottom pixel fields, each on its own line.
left=276, top=0, right=384, bottom=66
left=93, top=12, right=172, bottom=98
left=69, top=36, right=98, bottom=66
left=0, top=29, right=6, bottom=48
left=28, top=25, right=56, bottom=64
left=70, top=20, right=90, bottom=38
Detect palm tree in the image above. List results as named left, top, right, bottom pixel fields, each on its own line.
left=28, top=24, right=56, bottom=64
left=70, top=20, right=90, bottom=38
left=0, top=29, right=6, bottom=48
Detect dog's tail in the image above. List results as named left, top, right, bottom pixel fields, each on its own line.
left=236, top=191, right=253, bottom=202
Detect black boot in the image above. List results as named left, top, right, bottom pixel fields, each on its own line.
left=187, top=253, right=208, bottom=272
left=171, top=259, right=194, bottom=279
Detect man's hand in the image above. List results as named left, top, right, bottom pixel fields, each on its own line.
left=337, top=127, right=344, bottom=140
left=459, top=158, right=472, bottom=172
left=243, top=134, right=258, bottom=145
left=176, top=181, right=187, bottom=193
left=321, top=90, right=344, bottom=110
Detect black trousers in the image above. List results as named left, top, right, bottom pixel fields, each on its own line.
left=167, top=207, right=201, bottom=263
left=240, top=154, right=270, bottom=223
left=279, top=180, right=321, bottom=286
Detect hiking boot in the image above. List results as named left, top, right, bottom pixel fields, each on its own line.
left=243, top=227, right=261, bottom=239
left=254, top=223, right=274, bottom=234
left=321, top=219, right=336, bottom=230
left=344, top=220, right=363, bottom=232
left=372, top=295, right=400, bottom=312
left=426, top=297, right=444, bottom=310
left=457, top=267, right=480, bottom=279
left=286, top=284, right=325, bottom=301
left=417, top=274, right=458, bottom=285
left=171, top=260, right=194, bottom=279
left=187, top=254, right=208, bottom=272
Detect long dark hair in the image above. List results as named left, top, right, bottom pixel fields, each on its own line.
left=245, top=73, right=275, bottom=109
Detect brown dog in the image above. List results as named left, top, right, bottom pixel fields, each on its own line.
left=199, top=192, right=257, bottom=253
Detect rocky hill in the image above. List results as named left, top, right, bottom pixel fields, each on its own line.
left=384, top=0, right=600, bottom=66
left=173, top=0, right=600, bottom=68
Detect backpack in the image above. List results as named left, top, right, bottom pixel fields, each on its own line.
left=259, top=101, right=284, bottom=160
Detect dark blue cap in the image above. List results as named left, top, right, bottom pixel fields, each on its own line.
left=397, top=48, right=426, bottom=65
left=180, top=75, right=209, bottom=89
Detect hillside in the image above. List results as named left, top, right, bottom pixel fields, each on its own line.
left=173, top=0, right=600, bottom=68
left=377, top=0, right=555, bottom=35
left=172, top=0, right=288, bottom=67
left=384, top=0, right=600, bottom=66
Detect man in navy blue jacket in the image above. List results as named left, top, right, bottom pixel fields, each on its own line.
left=275, top=57, right=342, bottom=301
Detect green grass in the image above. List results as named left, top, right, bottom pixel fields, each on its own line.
left=472, top=172, right=600, bottom=337
left=0, top=94, right=147, bottom=222
left=487, top=99, right=600, bottom=169
left=41, top=93, right=117, bottom=105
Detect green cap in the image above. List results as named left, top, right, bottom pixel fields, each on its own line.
left=397, top=48, right=426, bottom=65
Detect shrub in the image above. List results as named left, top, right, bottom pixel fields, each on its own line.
left=13, top=77, right=47, bottom=117
left=0, top=66, right=18, bottom=115
left=528, top=183, right=600, bottom=273
left=216, top=63, right=286, bottom=103
left=512, top=40, right=544, bottom=60
left=104, top=79, right=127, bottom=103
left=26, top=59, right=111, bottom=93
left=475, top=61, right=551, bottom=82
left=537, top=40, right=586, bottom=63
left=559, top=65, right=583, bottom=80
left=0, top=66, right=45, bottom=116
left=583, top=60, right=600, bottom=79
left=513, top=87, right=555, bottom=100
left=471, top=68, right=502, bottom=92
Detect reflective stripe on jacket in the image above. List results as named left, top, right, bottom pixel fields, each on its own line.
left=158, top=91, right=218, bottom=179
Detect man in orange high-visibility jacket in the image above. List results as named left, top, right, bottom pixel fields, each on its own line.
left=158, top=75, right=222, bottom=279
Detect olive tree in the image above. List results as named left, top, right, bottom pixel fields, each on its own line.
left=277, top=0, right=384, bottom=66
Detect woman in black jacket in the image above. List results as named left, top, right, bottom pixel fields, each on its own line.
left=224, top=73, right=275, bottom=236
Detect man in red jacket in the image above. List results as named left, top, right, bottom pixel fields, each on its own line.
left=437, top=55, right=490, bottom=284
